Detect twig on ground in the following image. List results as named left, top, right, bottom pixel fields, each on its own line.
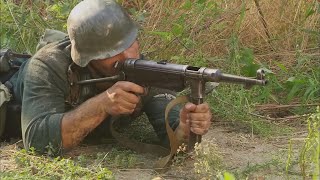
left=117, top=168, right=156, bottom=171
left=249, top=112, right=309, bottom=122
left=255, top=103, right=320, bottom=111
left=96, top=152, right=109, bottom=166
left=253, top=0, right=271, bottom=39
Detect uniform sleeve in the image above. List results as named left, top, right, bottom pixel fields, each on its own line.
left=142, top=89, right=182, bottom=147
left=21, top=58, right=68, bottom=154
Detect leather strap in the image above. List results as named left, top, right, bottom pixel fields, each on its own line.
left=153, top=95, right=189, bottom=169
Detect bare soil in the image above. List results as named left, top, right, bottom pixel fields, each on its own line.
left=0, top=123, right=307, bottom=180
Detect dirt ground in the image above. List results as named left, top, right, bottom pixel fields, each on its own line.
left=154, top=124, right=305, bottom=180
left=200, top=125, right=305, bottom=180
left=0, top=121, right=307, bottom=180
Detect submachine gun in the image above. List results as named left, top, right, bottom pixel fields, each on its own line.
left=76, top=58, right=267, bottom=153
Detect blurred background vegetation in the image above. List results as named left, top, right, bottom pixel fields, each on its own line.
left=0, top=0, right=319, bottom=179
left=1, top=0, right=319, bottom=135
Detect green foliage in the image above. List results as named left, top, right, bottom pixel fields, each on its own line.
left=0, top=149, right=114, bottom=179
left=145, top=0, right=223, bottom=59
left=193, top=141, right=224, bottom=179
left=286, top=139, right=294, bottom=175
left=98, top=148, right=138, bottom=168
left=284, top=63, right=320, bottom=102
left=171, top=143, right=189, bottom=166
left=299, top=107, right=320, bottom=179
left=208, top=84, right=292, bottom=137
left=220, top=172, right=236, bottom=180
left=0, top=0, right=80, bottom=53
left=221, top=20, right=319, bottom=129
left=233, top=158, right=285, bottom=179
left=284, top=107, right=320, bottom=179
left=238, top=48, right=261, bottom=77
left=192, top=141, right=236, bottom=180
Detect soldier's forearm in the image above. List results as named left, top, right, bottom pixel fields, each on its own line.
left=61, top=93, right=109, bottom=149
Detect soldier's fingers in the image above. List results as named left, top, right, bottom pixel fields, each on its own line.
left=190, top=120, right=211, bottom=129
left=194, top=103, right=210, bottom=113
left=189, top=112, right=212, bottom=122
left=115, top=81, right=144, bottom=94
left=121, top=91, right=141, bottom=104
left=119, top=98, right=137, bottom=110
left=180, top=104, right=194, bottom=123
left=109, top=104, right=135, bottom=115
left=190, top=127, right=209, bottom=135
left=184, top=103, right=197, bottom=112
left=107, top=88, right=141, bottom=104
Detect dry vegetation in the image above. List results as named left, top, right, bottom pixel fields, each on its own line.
left=123, top=0, right=319, bottom=67
left=0, top=0, right=319, bottom=179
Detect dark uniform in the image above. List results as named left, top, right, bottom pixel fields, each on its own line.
left=9, top=39, right=181, bottom=154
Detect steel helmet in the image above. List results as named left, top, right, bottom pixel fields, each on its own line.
left=67, top=0, right=139, bottom=67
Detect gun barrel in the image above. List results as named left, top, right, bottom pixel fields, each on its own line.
left=219, top=73, right=267, bottom=86
left=202, top=68, right=267, bottom=86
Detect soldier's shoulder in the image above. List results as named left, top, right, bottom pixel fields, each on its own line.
left=30, top=39, right=72, bottom=69
left=25, top=39, right=72, bottom=79
left=34, top=39, right=71, bottom=61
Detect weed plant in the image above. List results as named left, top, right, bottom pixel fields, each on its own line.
left=193, top=141, right=224, bottom=179
left=0, top=148, right=114, bottom=179
left=298, top=107, right=320, bottom=179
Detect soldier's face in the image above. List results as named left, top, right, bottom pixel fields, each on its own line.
left=90, top=41, right=140, bottom=76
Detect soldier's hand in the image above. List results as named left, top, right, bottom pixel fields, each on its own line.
left=103, top=81, right=144, bottom=116
left=179, top=102, right=212, bottom=137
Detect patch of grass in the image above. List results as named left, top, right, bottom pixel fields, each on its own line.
left=193, top=141, right=224, bottom=179
left=234, top=150, right=304, bottom=179
left=102, top=148, right=138, bottom=168
left=118, top=114, right=159, bottom=144
left=207, top=86, right=293, bottom=137
left=285, top=106, right=320, bottom=179
left=233, top=158, right=291, bottom=179
left=0, top=0, right=80, bottom=53
left=171, top=143, right=187, bottom=166
left=298, top=106, right=320, bottom=179
left=0, top=148, right=114, bottom=179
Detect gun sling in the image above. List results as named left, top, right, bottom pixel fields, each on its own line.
left=110, top=95, right=189, bottom=170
